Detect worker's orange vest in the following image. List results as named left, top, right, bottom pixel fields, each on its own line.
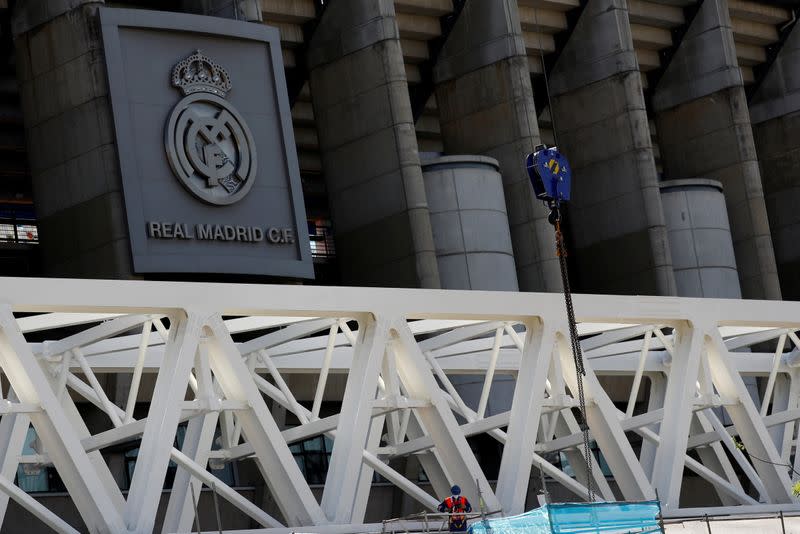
left=443, top=495, right=468, bottom=524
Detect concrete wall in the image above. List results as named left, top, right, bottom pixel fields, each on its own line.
left=660, top=180, right=741, bottom=298
left=755, top=107, right=800, bottom=301
left=653, top=0, right=781, bottom=300
left=750, top=23, right=800, bottom=300
left=14, top=0, right=135, bottom=278
left=307, top=0, right=440, bottom=288
left=549, top=0, right=676, bottom=296
left=182, top=0, right=262, bottom=22
left=433, top=0, right=560, bottom=293
left=422, top=156, right=519, bottom=291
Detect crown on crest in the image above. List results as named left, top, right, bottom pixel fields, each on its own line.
left=171, top=50, right=232, bottom=97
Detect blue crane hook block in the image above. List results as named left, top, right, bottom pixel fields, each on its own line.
left=526, top=145, right=572, bottom=204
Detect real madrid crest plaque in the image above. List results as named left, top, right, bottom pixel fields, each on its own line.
left=165, top=51, right=257, bottom=206
left=99, top=8, right=313, bottom=278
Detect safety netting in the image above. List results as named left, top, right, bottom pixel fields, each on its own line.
left=468, top=501, right=663, bottom=534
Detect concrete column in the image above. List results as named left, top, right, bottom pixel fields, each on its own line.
left=750, top=23, right=800, bottom=299
left=660, top=179, right=741, bottom=298
left=421, top=156, right=519, bottom=291
left=13, top=0, right=136, bottom=278
left=653, top=0, right=781, bottom=300
left=548, top=0, right=676, bottom=296
left=181, top=0, right=262, bottom=22
left=306, top=1, right=440, bottom=288
left=433, top=0, right=560, bottom=292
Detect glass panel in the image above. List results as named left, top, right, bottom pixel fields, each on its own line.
left=16, top=427, right=48, bottom=492
left=126, top=447, right=140, bottom=488
left=559, top=452, right=575, bottom=478
left=210, top=462, right=236, bottom=486
left=16, top=225, right=38, bottom=242
left=0, top=224, right=15, bottom=241
left=305, top=436, right=325, bottom=452
left=294, top=455, right=306, bottom=477
left=308, top=219, right=336, bottom=259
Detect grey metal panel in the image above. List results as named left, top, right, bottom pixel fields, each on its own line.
left=99, top=8, right=313, bottom=278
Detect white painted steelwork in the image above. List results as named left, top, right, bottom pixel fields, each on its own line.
left=0, top=278, right=798, bottom=532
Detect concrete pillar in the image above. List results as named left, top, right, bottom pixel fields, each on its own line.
left=433, top=0, right=560, bottom=292
left=653, top=0, right=781, bottom=300
left=548, top=0, right=676, bottom=296
left=660, top=180, right=741, bottom=298
left=750, top=23, right=800, bottom=300
left=181, top=0, right=262, bottom=22
left=307, top=1, right=440, bottom=288
left=13, top=0, right=136, bottom=278
left=421, top=156, right=519, bottom=291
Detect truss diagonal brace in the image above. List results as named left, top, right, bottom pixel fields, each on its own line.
left=321, top=313, right=388, bottom=524
left=496, top=318, right=556, bottom=514
left=0, top=308, right=127, bottom=533
left=206, top=315, right=327, bottom=527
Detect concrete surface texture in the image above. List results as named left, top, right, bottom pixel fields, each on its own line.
left=434, top=0, right=561, bottom=292
left=651, top=0, right=742, bottom=112
left=549, top=0, right=676, bottom=296
left=308, top=0, right=441, bottom=288
left=422, top=155, right=519, bottom=291
left=751, top=23, right=800, bottom=300
left=182, top=0, right=262, bottom=21
left=654, top=0, right=781, bottom=300
left=753, top=107, right=800, bottom=301
left=14, top=0, right=135, bottom=278
left=660, top=179, right=742, bottom=298
left=737, top=4, right=800, bottom=126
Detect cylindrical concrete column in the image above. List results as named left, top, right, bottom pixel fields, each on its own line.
left=660, top=179, right=741, bottom=298
left=421, top=156, right=519, bottom=291
left=653, top=0, right=781, bottom=300
left=433, top=0, right=560, bottom=293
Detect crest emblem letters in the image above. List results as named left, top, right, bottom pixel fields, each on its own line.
left=165, top=51, right=257, bottom=205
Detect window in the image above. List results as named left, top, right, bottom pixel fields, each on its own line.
left=124, top=423, right=237, bottom=490
left=0, top=204, right=39, bottom=244
left=308, top=219, right=335, bottom=259
left=290, top=435, right=333, bottom=485
left=16, top=426, right=66, bottom=493
left=209, top=427, right=236, bottom=487
left=556, top=442, right=613, bottom=478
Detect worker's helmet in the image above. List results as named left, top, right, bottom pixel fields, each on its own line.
left=451, top=485, right=461, bottom=495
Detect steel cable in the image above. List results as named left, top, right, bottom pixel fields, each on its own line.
left=555, top=218, right=594, bottom=502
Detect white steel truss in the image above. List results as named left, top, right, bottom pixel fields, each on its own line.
left=0, top=278, right=797, bottom=532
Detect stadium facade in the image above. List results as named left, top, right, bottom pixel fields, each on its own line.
left=0, top=0, right=797, bottom=532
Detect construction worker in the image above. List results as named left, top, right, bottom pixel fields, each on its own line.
left=438, top=485, right=472, bottom=532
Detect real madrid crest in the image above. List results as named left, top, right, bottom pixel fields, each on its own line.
left=165, top=50, right=257, bottom=206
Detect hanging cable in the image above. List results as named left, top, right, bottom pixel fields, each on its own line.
left=554, top=214, right=594, bottom=502
left=532, top=5, right=561, bottom=148
left=528, top=6, right=595, bottom=500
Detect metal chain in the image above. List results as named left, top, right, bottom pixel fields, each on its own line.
left=555, top=218, right=595, bottom=502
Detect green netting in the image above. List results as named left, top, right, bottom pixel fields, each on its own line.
left=468, top=501, right=663, bottom=534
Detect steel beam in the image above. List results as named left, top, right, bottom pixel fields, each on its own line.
left=320, top=314, right=387, bottom=524
left=496, top=319, right=556, bottom=514
left=205, top=315, right=326, bottom=527
left=0, top=308, right=127, bottom=533
left=651, top=321, right=706, bottom=509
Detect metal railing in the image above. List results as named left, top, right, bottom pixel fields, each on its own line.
left=381, top=510, right=503, bottom=534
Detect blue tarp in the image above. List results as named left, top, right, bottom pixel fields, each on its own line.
left=468, top=501, right=663, bottom=534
